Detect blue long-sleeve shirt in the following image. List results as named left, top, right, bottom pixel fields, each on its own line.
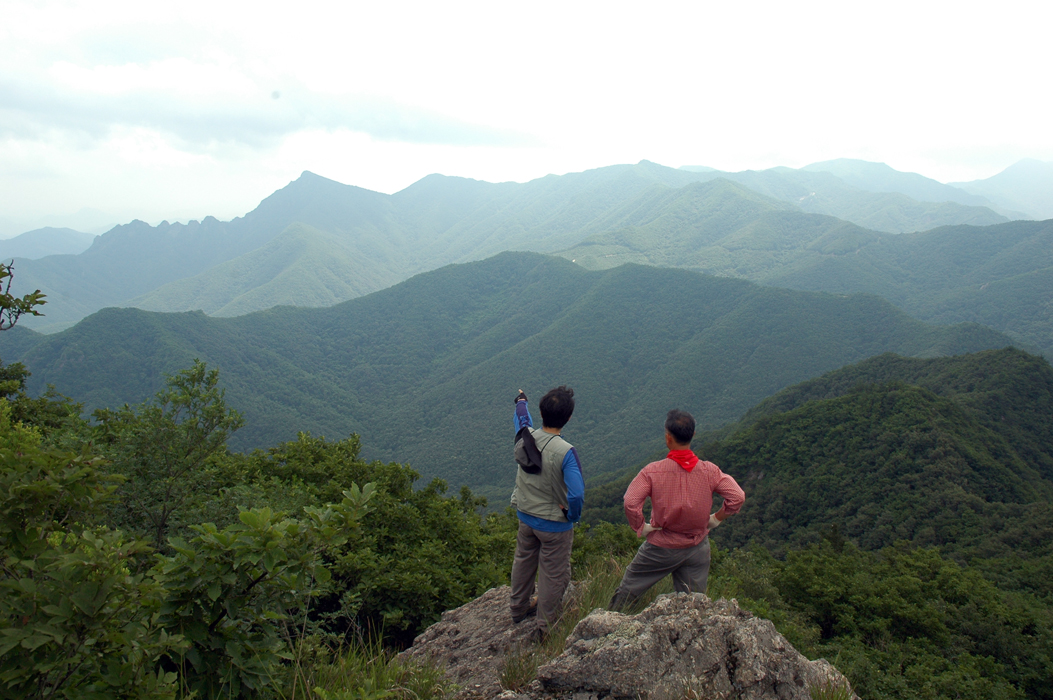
left=513, top=400, right=584, bottom=531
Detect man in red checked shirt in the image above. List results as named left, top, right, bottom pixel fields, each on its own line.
left=609, top=409, right=745, bottom=611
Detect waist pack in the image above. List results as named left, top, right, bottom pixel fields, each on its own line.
left=514, top=426, right=544, bottom=474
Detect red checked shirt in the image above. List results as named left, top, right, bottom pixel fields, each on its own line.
left=623, top=456, right=745, bottom=549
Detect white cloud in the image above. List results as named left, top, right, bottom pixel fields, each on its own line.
left=1, top=0, right=1052, bottom=225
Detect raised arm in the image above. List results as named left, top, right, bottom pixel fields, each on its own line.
left=514, top=390, right=533, bottom=434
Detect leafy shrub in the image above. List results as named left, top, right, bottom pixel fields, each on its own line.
left=158, top=487, right=375, bottom=699
left=93, top=360, right=245, bottom=548
left=0, top=430, right=182, bottom=698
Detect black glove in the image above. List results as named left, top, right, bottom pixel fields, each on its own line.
left=514, top=390, right=528, bottom=403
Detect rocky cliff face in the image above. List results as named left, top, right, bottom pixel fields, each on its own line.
left=401, top=586, right=856, bottom=700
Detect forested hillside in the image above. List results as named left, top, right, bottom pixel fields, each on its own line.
left=125, top=223, right=394, bottom=316
left=762, top=219, right=1053, bottom=357
left=0, top=252, right=1013, bottom=500
left=11, top=163, right=710, bottom=331
left=586, top=348, right=1053, bottom=698
left=563, top=215, right=1053, bottom=357
left=587, top=347, right=1053, bottom=595
left=11, top=173, right=405, bottom=331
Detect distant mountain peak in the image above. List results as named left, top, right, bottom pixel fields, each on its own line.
left=951, top=158, right=1053, bottom=220
left=803, top=158, right=898, bottom=174
left=801, top=158, right=1000, bottom=211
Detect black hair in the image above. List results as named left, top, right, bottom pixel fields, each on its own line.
left=665, top=409, right=695, bottom=445
left=540, top=385, right=575, bottom=429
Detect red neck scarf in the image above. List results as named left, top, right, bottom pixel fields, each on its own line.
left=667, top=449, right=699, bottom=472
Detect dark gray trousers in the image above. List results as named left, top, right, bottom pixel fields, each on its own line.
left=609, top=538, right=711, bottom=611
left=510, top=522, right=574, bottom=633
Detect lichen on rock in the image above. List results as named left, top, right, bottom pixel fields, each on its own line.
left=401, top=587, right=856, bottom=700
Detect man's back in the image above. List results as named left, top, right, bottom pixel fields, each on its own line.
left=514, top=429, right=574, bottom=522
left=625, top=458, right=744, bottom=549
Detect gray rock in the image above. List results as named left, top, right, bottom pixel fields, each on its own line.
left=399, top=586, right=543, bottom=699
left=401, top=587, right=856, bottom=700
left=535, top=594, right=854, bottom=700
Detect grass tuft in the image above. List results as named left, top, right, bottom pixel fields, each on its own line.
left=808, top=680, right=853, bottom=700
left=285, top=636, right=454, bottom=700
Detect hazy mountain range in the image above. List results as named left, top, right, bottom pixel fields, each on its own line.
left=0, top=156, right=1049, bottom=495
left=951, top=158, right=1053, bottom=220
left=558, top=183, right=1053, bottom=356
left=0, top=252, right=1014, bottom=500
left=0, top=227, right=97, bottom=260
left=7, top=158, right=1052, bottom=341
left=4, top=156, right=1050, bottom=700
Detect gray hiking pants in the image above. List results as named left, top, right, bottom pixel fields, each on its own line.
left=609, top=538, right=711, bottom=612
left=510, top=522, right=574, bottom=633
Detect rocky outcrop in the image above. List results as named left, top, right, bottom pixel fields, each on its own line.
left=400, top=586, right=541, bottom=698
left=402, top=586, right=856, bottom=700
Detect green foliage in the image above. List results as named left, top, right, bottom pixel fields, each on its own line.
left=0, top=360, right=87, bottom=445
left=706, top=542, right=1052, bottom=700
left=229, top=431, right=380, bottom=512
left=158, top=485, right=375, bottom=700
left=297, top=636, right=453, bottom=700
left=0, top=356, right=400, bottom=699
left=321, top=470, right=509, bottom=647
left=808, top=680, right=853, bottom=700
left=0, top=262, right=46, bottom=332
left=571, top=520, right=640, bottom=567
left=0, top=422, right=378, bottom=700
left=0, top=429, right=183, bottom=699
left=92, top=360, right=245, bottom=546
left=179, top=429, right=513, bottom=650
left=781, top=543, right=1047, bottom=700
left=1, top=253, right=1012, bottom=499
left=585, top=349, right=1053, bottom=699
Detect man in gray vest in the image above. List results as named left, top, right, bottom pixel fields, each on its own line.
left=509, top=386, right=584, bottom=639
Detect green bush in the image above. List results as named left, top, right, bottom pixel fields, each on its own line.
left=0, top=431, right=182, bottom=698
left=158, top=487, right=375, bottom=699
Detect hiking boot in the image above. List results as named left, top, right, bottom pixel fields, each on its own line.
left=511, top=600, right=537, bottom=624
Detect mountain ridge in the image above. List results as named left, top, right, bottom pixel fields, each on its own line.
left=951, top=158, right=1053, bottom=220
left=0, top=227, right=97, bottom=260
left=11, top=160, right=1025, bottom=332
left=1, top=252, right=1016, bottom=501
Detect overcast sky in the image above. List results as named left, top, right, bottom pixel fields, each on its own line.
left=2, top=0, right=1051, bottom=232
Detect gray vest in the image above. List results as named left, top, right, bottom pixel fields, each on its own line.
left=512, top=429, right=573, bottom=522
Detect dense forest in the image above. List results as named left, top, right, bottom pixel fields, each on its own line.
left=1, top=355, right=520, bottom=698
left=588, top=347, right=1053, bottom=699
left=0, top=252, right=1014, bottom=502
left=4, top=230, right=1052, bottom=698
left=7, top=344, right=1053, bottom=699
